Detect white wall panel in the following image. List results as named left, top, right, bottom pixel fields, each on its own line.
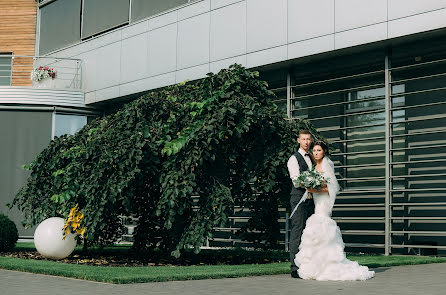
left=81, top=30, right=122, bottom=53
left=122, top=20, right=148, bottom=39
left=211, top=0, right=242, bottom=10
left=120, top=72, right=176, bottom=96
left=247, top=0, right=287, bottom=52
left=148, top=10, right=177, bottom=30
left=56, top=42, right=89, bottom=59
left=148, top=24, right=177, bottom=76
left=388, top=0, right=446, bottom=20
left=77, top=50, right=98, bottom=92
left=288, top=0, right=334, bottom=42
left=178, top=0, right=210, bottom=21
left=210, top=55, right=246, bottom=73
left=50, top=0, right=446, bottom=105
left=84, top=91, right=96, bottom=104
left=210, top=2, right=246, bottom=61
left=94, top=42, right=121, bottom=90
left=388, top=8, right=446, bottom=39
left=335, top=0, right=387, bottom=32
left=120, top=33, right=149, bottom=84
left=177, top=13, right=210, bottom=70
left=246, top=45, right=287, bottom=68
left=95, top=86, right=120, bottom=102
left=288, top=34, right=334, bottom=59
left=335, top=23, right=387, bottom=49
left=175, top=63, right=209, bottom=82
left=145, top=72, right=176, bottom=90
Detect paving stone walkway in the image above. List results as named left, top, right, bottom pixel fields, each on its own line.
left=1, top=263, right=445, bottom=295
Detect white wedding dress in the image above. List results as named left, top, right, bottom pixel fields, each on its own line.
left=294, top=157, right=375, bottom=281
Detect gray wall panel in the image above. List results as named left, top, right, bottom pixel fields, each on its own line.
left=0, top=111, right=52, bottom=237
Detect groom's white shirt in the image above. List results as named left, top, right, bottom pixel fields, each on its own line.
left=287, top=147, right=313, bottom=181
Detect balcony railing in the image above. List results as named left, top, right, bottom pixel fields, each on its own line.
left=0, top=55, right=82, bottom=90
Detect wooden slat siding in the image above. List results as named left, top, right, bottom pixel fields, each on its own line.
left=0, top=0, right=37, bottom=86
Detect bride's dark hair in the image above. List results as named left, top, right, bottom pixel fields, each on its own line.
left=313, top=140, right=329, bottom=155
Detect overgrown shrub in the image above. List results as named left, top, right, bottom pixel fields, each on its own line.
left=0, top=213, right=19, bottom=252
left=9, top=64, right=323, bottom=256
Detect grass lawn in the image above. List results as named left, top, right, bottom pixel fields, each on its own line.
left=1, top=243, right=446, bottom=284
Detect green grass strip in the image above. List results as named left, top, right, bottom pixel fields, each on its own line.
left=1, top=255, right=446, bottom=284
left=0, top=257, right=288, bottom=284
left=349, top=255, right=446, bottom=268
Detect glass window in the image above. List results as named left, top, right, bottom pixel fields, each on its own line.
left=0, top=55, right=11, bottom=86
left=54, top=114, right=87, bottom=137
left=131, top=0, right=189, bottom=22
left=82, top=0, right=130, bottom=39
left=39, top=0, right=82, bottom=55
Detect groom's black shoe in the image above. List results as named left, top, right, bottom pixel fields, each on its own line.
left=291, top=270, right=301, bottom=279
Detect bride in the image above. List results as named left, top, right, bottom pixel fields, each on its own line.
left=294, top=140, right=375, bottom=281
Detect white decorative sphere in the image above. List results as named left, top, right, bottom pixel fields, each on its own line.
left=34, top=217, right=77, bottom=260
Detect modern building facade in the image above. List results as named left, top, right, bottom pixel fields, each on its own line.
left=0, top=0, right=95, bottom=237
left=2, top=0, right=446, bottom=254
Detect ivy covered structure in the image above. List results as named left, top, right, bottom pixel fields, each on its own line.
left=10, top=65, right=321, bottom=256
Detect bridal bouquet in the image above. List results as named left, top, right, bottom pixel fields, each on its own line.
left=293, top=168, right=330, bottom=198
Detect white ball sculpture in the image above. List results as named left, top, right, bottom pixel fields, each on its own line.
left=34, top=217, right=77, bottom=260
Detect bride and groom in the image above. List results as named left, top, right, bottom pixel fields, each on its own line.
left=287, top=130, right=375, bottom=281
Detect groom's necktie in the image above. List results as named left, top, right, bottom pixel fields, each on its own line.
left=305, top=153, right=310, bottom=157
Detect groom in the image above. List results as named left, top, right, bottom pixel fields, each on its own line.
left=287, top=129, right=315, bottom=278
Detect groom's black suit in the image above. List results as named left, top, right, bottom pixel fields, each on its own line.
left=289, top=151, right=315, bottom=272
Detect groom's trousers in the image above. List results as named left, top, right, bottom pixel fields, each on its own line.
left=289, top=195, right=314, bottom=272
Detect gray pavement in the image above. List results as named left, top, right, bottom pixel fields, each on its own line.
left=1, top=263, right=446, bottom=295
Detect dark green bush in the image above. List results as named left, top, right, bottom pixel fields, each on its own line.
left=10, top=65, right=323, bottom=256
left=0, top=213, right=19, bottom=252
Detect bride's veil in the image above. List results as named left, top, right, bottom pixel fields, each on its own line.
left=322, top=156, right=340, bottom=213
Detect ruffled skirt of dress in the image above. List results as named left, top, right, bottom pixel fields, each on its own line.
left=294, top=213, right=375, bottom=281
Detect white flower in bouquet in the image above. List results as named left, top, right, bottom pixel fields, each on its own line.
left=292, top=168, right=330, bottom=198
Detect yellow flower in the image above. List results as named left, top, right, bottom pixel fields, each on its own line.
left=63, top=204, right=87, bottom=239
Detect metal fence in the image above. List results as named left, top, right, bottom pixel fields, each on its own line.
left=0, top=55, right=82, bottom=90
left=265, top=49, right=446, bottom=256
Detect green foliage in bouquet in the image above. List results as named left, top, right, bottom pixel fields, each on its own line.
left=292, top=168, right=330, bottom=191
left=9, top=64, right=323, bottom=256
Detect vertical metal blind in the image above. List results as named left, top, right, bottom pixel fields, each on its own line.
left=269, top=50, right=446, bottom=255
left=39, top=0, right=81, bottom=55
left=81, top=0, right=130, bottom=39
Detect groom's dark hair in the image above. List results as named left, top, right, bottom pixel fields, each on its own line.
left=298, top=129, right=311, bottom=137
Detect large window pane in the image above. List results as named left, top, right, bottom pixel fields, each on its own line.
left=82, top=0, right=129, bottom=38
left=39, top=0, right=81, bottom=55
left=0, top=111, right=52, bottom=237
left=131, top=0, right=189, bottom=22
left=54, top=114, right=87, bottom=137
left=0, top=55, right=11, bottom=86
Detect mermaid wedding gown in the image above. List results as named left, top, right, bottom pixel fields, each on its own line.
left=294, top=157, right=375, bottom=281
